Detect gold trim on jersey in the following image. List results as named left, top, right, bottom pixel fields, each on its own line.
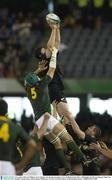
left=0, top=116, right=8, bottom=121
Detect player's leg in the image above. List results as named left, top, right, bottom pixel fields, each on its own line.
left=35, top=112, right=52, bottom=130
left=52, top=122, right=84, bottom=162
left=36, top=113, right=71, bottom=172
left=56, top=101, right=74, bottom=124
left=43, top=113, right=84, bottom=161
left=52, top=101, right=59, bottom=119
left=49, top=83, right=74, bottom=124
left=45, top=132, right=71, bottom=172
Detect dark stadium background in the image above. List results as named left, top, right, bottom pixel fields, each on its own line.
left=0, top=0, right=112, bottom=175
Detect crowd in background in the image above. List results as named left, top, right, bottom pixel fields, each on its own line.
left=53, top=0, right=112, bottom=28
left=0, top=0, right=112, bottom=78
left=0, top=9, right=45, bottom=78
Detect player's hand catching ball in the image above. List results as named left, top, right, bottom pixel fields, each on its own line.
left=46, top=13, right=60, bottom=26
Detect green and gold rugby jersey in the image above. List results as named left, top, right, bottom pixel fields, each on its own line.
left=25, top=74, right=52, bottom=120
left=0, top=116, right=30, bottom=161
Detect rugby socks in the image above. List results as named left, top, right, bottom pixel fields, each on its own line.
left=67, top=141, right=84, bottom=161
left=56, top=149, right=70, bottom=171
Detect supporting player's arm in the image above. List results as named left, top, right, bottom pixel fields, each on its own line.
left=15, top=138, right=36, bottom=172
left=90, top=142, right=112, bottom=159
left=47, top=47, right=58, bottom=79
left=70, top=119, right=85, bottom=140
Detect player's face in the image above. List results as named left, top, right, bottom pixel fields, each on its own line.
left=85, top=125, right=96, bottom=136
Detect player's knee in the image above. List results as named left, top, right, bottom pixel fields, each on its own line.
left=54, top=139, right=62, bottom=149
left=59, top=129, right=73, bottom=142
left=50, top=137, right=62, bottom=149
left=44, top=112, right=51, bottom=119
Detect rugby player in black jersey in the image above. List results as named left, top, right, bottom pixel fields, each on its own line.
left=25, top=22, right=87, bottom=174
left=34, top=18, right=74, bottom=126
left=71, top=120, right=101, bottom=175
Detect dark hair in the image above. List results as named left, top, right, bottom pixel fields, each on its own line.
left=0, top=99, right=8, bottom=116
left=94, top=125, right=101, bottom=140
left=33, top=47, right=42, bottom=59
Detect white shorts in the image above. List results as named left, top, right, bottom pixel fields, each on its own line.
left=23, top=166, right=43, bottom=175
left=36, top=114, right=59, bottom=131
left=0, top=161, right=16, bottom=175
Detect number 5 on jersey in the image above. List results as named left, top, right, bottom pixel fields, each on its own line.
left=31, top=87, right=37, bottom=99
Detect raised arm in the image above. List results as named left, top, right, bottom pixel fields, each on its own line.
left=46, top=23, right=57, bottom=57
left=47, top=47, right=58, bottom=79
left=46, top=22, right=60, bottom=58
left=70, top=118, right=85, bottom=140
left=55, top=23, right=60, bottom=49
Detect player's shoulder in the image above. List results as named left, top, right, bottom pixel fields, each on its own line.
left=11, top=122, right=24, bottom=132
left=8, top=121, right=23, bottom=135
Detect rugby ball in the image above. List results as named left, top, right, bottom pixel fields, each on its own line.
left=46, top=13, right=61, bottom=24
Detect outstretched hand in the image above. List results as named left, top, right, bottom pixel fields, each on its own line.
left=89, top=142, right=101, bottom=151
left=38, top=60, right=48, bottom=71
left=35, top=60, right=48, bottom=74
left=47, top=21, right=60, bottom=29
left=99, top=141, right=108, bottom=150
left=34, top=60, right=48, bottom=74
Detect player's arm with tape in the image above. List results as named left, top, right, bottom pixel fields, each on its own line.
left=47, top=47, right=58, bottom=79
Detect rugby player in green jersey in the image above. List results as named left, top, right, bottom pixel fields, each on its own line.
left=24, top=24, right=87, bottom=174
left=0, top=99, right=37, bottom=175
left=0, top=99, right=47, bottom=175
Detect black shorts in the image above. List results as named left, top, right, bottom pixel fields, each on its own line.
left=48, top=84, right=67, bottom=104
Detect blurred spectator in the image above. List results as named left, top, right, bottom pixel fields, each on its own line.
left=56, top=0, right=70, bottom=19
left=0, top=62, right=4, bottom=77
left=0, top=25, right=10, bottom=40
left=93, top=0, right=104, bottom=17
left=107, top=0, right=112, bottom=21
left=77, top=0, right=89, bottom=27
left=92, top=0, right=104, bottom=27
